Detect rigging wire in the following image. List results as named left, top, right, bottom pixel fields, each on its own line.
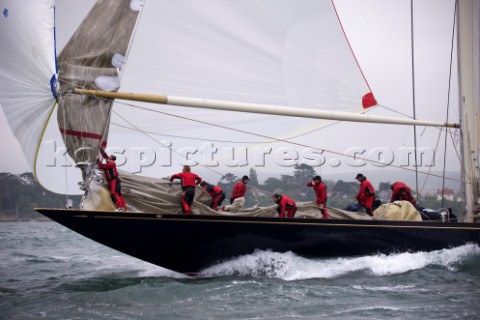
left=111, top=107, right=374, bottom=144
left=111, top=109, right=226, bottom=178
left=376, top=103, right=415, bottom=119
left=448, top=128, right=468, bottom=182
left=110, top=99, right=465, bottom=184
left=417, top=1, right=463, bottom=198
left=61, top=102, right=69, bottom=202
left=111, top=122, right=272, bottom=144
left=417, top=115, right=465, bottom=195
left=419, top=125, right=445, bottom=194
left=441, top=0, right=458, bottom=207
left=114, top=100, right=374, bottom=142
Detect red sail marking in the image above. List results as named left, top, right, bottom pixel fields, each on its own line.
left=59, top=128, right=102, bottom=140
left=362, top=92, right=377, bottom=109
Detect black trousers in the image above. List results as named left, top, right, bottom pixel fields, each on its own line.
left=184, top=187, right=195, bottom=205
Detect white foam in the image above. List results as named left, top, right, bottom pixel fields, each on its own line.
left=199, top=244, right=480, bottom=280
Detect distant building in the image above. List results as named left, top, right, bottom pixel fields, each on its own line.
left=437, top=188, right=454, bottom=201
left=250, top=187, right=267, bottom=198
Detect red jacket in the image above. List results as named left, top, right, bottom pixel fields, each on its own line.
left=97, top=150, right=119, bottom=181
left=275, top=194, right=297, bottom=218
left=231, top=181, right=247, bottom=199
left=356, top=179, right=375, bottom=202
left=391, top=181, right=417, bottom=205
left=170, top=172, right=202, bottom=188
left=202, top=183, right=223, bottom=198
left=307, top=181, right=327, bottom=205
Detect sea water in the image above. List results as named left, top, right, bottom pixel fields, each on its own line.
left=0, top=221, right=479, bottom=320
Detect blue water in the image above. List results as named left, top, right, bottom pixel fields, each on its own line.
left=1, top=221, right=479, bottom=319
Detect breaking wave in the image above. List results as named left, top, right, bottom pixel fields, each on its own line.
left=199, top=244, right=480, bottom=280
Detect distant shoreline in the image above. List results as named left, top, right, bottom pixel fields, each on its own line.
left=0, top=217, right=51, bottom=222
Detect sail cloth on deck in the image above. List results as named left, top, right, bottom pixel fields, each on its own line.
left=57, top=0, right=143, bottom=177
left=82, top=169, right=370, bottom=220
left=0, top=0, right=57, bottom=177
left=373, top=201, right=422, bottom=221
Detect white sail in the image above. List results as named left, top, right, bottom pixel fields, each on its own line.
left=107, top=0, right=380, bottom=180
left=124, top=0, right=376, bottom=110
left=0, top=0, right=57, bottom=178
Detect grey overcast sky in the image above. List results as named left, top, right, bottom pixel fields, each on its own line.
left=0, top=0, right=461, bottom=192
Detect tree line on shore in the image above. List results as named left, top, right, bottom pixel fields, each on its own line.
left=0, top=172, right=80, bottom=221
left=216, top=165, right=465, bottom=215
left=0, top=166, right=465, bottom=221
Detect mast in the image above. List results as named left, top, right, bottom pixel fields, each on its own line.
left=458, top=0, right=480, bottom=222
left=73, top=88, right=459, bottom=128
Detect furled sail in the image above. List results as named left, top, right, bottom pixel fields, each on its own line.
left=57, top=0, right=143, bottom=179
left=0, top=0, right=58, bottom=179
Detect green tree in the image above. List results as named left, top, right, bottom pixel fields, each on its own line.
left=249, top=168, right=259, bottom=187
left=280, top=174, right=295, bottom=191
left=293, top=164, right=317, bottom=185
left=262, top=177, right=283, bottom=193
left=292, top=164, right=317, bottom=201
left=220, top=173, right=238, bottom=185
left=0, top=172, right=80, bottom=220
left=0, top=173, right=17, bottom=211
left=217, top=173, right=239, bottom=201
left=332, top=180, right=358, bottom=197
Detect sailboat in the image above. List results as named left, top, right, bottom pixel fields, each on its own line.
left=1, top=0, right=479, bottom=275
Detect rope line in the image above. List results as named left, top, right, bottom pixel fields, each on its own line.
left=111, top=109, right=226, bottom=177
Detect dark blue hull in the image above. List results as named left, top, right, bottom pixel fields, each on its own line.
left=36, top=209, right=480, bottom=274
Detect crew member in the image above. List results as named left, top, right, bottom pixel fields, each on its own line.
left=307, top=175, right=329, bottom=219
left=390, top=181, right=417, bottom=206
left=97, top=147, right=126, bottom=212
left=272, top=193, right=297, bottom=218
left=230, top=175, right=250, bottom=204
left=355, top=173, right=375, bottom=216
left=200, top=181, right=226, bottom=210
left=170, top=165, right=202, bottom=214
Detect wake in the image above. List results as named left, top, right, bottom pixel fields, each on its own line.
left=198, top=243, right=480, bottom=280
